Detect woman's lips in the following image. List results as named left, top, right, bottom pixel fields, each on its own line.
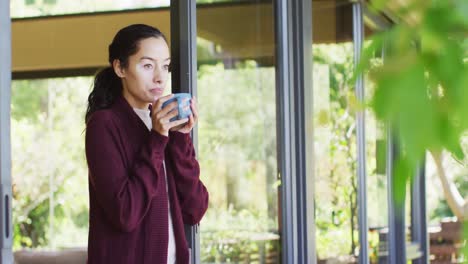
left=149, top=88, right=163, bottom=95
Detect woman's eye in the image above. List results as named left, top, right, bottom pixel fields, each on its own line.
left=144, top=64, right=153, bottom=69
left=163, top=64, right=170, bottom=71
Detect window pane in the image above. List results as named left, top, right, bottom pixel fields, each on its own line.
left=364, top=48, right=388, bottom=264
left=313, top=42, right=358, bottom=262
left=312, top=1, right=358, bottom=262
left=196, top=1, right=280, bottom=263
left=12, top=77, right=90, bottom=249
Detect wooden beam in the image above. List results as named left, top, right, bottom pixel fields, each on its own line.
left=13, top=9, right=171, bottom=73
left=12, top=1, right=374, bottom=76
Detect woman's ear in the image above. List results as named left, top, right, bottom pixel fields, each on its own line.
left=113, top=59, right=125, bottom=78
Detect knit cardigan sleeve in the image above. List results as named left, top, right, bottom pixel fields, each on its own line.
left=167, top=131, right=209, bottom=225
left=85, top=111, right=168, bottom=232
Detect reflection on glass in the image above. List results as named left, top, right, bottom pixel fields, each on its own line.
left=10, top=0, right=169, bottom=18
left=196, top=1, right=279, bottom=263
left=11, top=77, right=90, bottom=249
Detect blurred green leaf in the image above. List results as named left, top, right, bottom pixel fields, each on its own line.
left=361, top=1, right=468, bottom=244
left=455, top=0, right=468, bottom=26
left=369, top=0, right=387, bottom=13
left=393, top=157, right=409, bottom=207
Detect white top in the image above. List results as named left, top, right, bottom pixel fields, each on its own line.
left=133, top=107, right=176, bottom=264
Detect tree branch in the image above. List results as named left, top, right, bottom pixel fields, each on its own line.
left=430, top=151, right=467, bottom=221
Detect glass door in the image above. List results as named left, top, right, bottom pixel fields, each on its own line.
left=196, top=1, right=280, bottom=263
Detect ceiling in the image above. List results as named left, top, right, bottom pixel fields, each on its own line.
left=12, top=1, right=388, bottom=78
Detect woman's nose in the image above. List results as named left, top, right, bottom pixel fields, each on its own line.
left=153, top=68, right=162, bottom=83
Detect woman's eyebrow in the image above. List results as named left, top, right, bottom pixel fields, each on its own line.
left=140, top=56, right=171, bottom=62
left=140, top=56, right=155, bottom=61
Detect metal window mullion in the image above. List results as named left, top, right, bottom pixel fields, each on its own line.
left=352, top=2, right=369, bottom=264
left=298, top=0, right=316, bottom=262
left=275, top=0, right=314, bottom=263
left=292, top=0, right=315, bottom=263
left=411, top=160, right=428, bottom=264
left=386, top=128, right=396, bottom=264
left=410, top=39, right=428, bottom=264
left=0, top=0, right=13, bottom=263
left=275, top=0, right=296, bottom=262
left=383, top=28, right=407, bottom=262
left=386, top=129, right=406, bottom=264
left=170, top=1, right=199, bottom=264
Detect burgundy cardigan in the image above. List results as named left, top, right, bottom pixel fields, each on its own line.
left=85, top=96, right=209, bottom=264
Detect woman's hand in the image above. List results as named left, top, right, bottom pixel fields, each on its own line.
left=170, top=97, right=198, bottom=134
left=151, top=94, right=189, bottom=137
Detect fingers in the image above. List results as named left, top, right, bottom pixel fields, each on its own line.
left=153, top=101, right=178, bottom=120
left=176, top=97, right=197, bottom=134
left=152, top=94, right=174, bottom=113
left=151, top=104, right=178, bottom=134
left=187, top=114, right=195, bottom=128
left=169, top=118, right=189, bottom=129
left=168, top=113, right=195, bottom=133
left=163, top=108, right=179, bottom=123
left=153, top=94, right=198, bottom=135
left=190, top=97, right=198, bottom=122
left=154, top=115, right=187, bottom=136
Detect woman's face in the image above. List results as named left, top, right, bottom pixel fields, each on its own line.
left=115, top=37, right=170, bottom=109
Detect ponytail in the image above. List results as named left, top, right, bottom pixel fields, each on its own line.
left=85, top=67, right=122, bottom=123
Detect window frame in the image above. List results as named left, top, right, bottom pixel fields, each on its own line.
left=0, top=0, right=13, bottom=263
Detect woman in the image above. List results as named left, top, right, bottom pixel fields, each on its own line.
left=85, top=24, right=209, bottom=264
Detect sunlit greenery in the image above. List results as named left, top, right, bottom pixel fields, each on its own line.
left=360, top=0, right=468, bottom=259
left=11, top=77, right=90, bottom=248
left=313, top=42, right=360, bottom=259
left=197, top=61, right=279, bottom=262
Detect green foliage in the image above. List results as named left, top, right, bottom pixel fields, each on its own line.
left=361, top=0, right=468, bottom=256
left=363, top=0, right=468, bottom=166
left=313, top=42, right=388, bottom=259
left=10, top=80, right=48, bottom=122
left=12, top=77, right=90, bottom=249
left=197, top=62, right=280, bottom=261
left=201, top=206, right=279, bottom=262
left=14, top=199, right=49, bottom=248
left=197, top=62, right=277, bottom=213
left=24, top=0, right=57, bottom=5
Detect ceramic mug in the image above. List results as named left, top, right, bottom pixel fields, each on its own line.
left=162, top=93, right=192, bottom=122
